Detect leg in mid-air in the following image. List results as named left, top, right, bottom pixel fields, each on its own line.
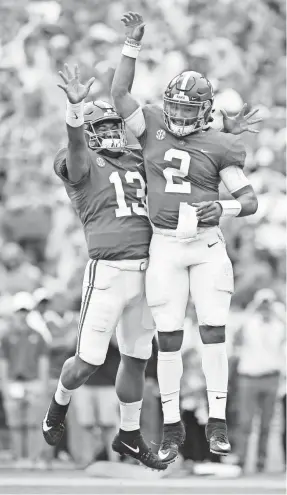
left=42, top=355, right=98, bottom=447
left=49, top=60, right=165, bottom=469
left=112, top=288, right=167, bottom=470
left=189, top=230, right=233, bottom=456
left=146, top=234, right=188, bottom=463
left=42, top=260, right=123, bottom=447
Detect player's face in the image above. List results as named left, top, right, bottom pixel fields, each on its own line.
left=94, top=121, right=122, bottom=142
left=165, top=101, right=199, bottom=126
left=89, top=119, right=126, bottom=154
left=95, top=122, right=120, bottom=135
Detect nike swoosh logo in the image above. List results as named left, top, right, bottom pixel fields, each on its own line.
left=162, top=399, right=172, bottom=404
left=121, top=441, right=139, bottom=453
left=201, top=149, right=209, bottom=153
left=74, top=113, right=79, bottom=119
left=216, top=396, right=226, bottom=399
left=208, top=242, right=218, bottom=248
left=158, top=450, right=170, bottom=460
left=42, top=420, right=52, bottom=432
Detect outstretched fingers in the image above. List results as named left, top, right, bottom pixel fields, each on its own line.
left=85, top=77, right=96, bottom=90
left=58, top=71, right=69, bottom=84
left=244, top=108, right=259, bottom=119
left=238, top=103, right=248, bottom=116
left=247, top=118, right=263, bottom=125
left=63, top=63, right=73, bottom=79
left=74, top=64, right=80, bottom=81
left=246, top=128, right=259, bottom=133
left=57, top=83, right=67, bottom=92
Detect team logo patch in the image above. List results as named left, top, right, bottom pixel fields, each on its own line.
left=96, top=157, right=106, bottom=167
left=156, top=129, right=166, bottom=140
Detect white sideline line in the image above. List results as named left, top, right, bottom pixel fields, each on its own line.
left=0, top=477, right=285, bottom=488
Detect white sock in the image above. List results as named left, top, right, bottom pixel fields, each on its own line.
left=120, top=400, right=142, bottom=431
left=201, top=342, right=228, bottom=420
left=54, top=379, right=73, bottom=406
left=158, top=350, right=183, bottom=424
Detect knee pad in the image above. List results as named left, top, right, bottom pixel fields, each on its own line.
left=157, top=329, right=184, bottom=352
left=199, top=325, right=225, bottom=344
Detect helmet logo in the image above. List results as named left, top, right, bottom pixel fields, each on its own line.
left=173, top=93, right=189, bottom=102
left=96, top=157, right=106, bottom=167
left=104, top=109, right=116, bottom=116
left=156, top=129, right=166, bottom=140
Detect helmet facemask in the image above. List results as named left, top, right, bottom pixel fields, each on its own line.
left=84, top=118, right=127, bottom=156
left=163, top=96, right=212, bottom=137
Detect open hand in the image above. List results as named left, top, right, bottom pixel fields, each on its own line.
left=192, top=201, right=222, bottom=224
left=221, top=103, right=263, bottom=135
left=57, top=63, right=95, bottom=104
left=121, top=12, right=145, bottom=41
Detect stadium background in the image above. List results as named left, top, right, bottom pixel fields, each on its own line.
left=0, top=0, right=285, bottom=492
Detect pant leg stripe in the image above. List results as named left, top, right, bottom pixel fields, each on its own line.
left=78, top=260, right=93, bottom=331
left=76, top=260, right=97, bottom=354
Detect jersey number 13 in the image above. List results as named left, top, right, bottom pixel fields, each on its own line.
left=109, top=171, right=148, bottom=218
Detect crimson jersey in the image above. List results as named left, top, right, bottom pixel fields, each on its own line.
left=54, top=142, right=152, bottom=261
left=140, top=104, right=246, bottom=229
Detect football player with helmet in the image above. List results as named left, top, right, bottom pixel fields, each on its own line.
left=42, top=64, right=167, bottom=471
left=111, top=12, right=261, bottom=463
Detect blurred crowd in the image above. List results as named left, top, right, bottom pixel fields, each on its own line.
left=0, top=0, right=285, bottom=475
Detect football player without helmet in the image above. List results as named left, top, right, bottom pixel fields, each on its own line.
left=42, top=63, right=167, bottom=472
left=111, top=11, right=261, bottom=465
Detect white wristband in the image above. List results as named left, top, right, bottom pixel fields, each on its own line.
left=122, top=44, right=141, bottom=59
left=215, top=200, right=242, bottom=217
left=66, top=100, right=84, bottom=127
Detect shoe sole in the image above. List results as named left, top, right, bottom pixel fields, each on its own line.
left=112, top=444, right=167, bottom=471
left=159, top=451, right=178, bottom=464
left=162, top=457, right=177, bottom=465
left=210, top=448, right=231, bottom=456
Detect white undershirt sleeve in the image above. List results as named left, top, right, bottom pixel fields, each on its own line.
left=124, top=107, right=146, bottom=138
left=219, top=166, right=251, bottom=194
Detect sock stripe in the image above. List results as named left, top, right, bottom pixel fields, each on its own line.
left=76, top=260, right=97, bottom=354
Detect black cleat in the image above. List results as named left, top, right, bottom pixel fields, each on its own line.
left=205, top=418, right=231, bottom=456
left=158, top=420, right=186, bottom=463
left=42, top=395, right=70, bottom=446
left=112, top=429, right=167, bottom=471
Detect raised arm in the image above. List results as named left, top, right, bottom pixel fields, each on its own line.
left=57, top=64, right=95, bottom=182
left=111, top=12, right=146, bottom=133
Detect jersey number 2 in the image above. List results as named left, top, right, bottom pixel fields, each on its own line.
left=109, top=171, right=148, bottom=217
left=163, top=149, right=191, bottom=193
